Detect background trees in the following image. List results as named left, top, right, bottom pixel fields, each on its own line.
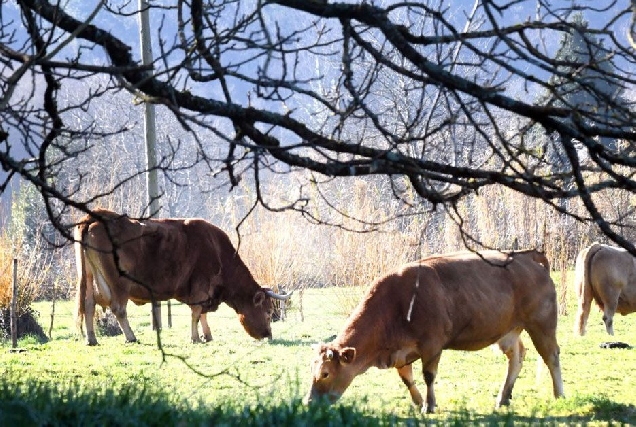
left=1, top=0, right=635, bottom=263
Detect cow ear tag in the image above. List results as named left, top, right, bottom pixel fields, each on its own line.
left=340, top=347, right=356, bottom=364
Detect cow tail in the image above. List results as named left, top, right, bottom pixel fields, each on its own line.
left=74, top=221, right=88, bottom=337
left=574, top=243, right=601, bottom=336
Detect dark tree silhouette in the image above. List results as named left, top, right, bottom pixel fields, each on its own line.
left=538, top=13, right=628, bottom=158
left=1, top=1, right=636, bottom=251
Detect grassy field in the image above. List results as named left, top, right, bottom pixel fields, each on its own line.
left=1, top=280, right=635, bottom=425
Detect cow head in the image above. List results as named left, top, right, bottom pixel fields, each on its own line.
left=238, top=288, right=292, bottom=340
left=303, top=343, right=357, bottom=405
left=238, top=290, right=273, bottom=340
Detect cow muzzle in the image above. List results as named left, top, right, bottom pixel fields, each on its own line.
left=303, top=390, right=339, bottom=405
left=302, top=393, right=312, bottom=405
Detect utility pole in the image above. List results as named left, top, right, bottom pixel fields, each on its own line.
left=10, top=258, right=18, bottom=349
left=139, top=0, right=161, bottom=330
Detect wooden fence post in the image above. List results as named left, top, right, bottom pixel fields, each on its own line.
left=10, top=258, right=17, bottom=348
left=167, top=300, right=172, bottom=328
left=49, top=279, right=57, bottom=339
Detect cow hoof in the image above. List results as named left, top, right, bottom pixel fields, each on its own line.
left=203, top=335, right=213, bottom=343
left=421, top=405, right=436, bottom=414
left=125, top=339, right=138, bottom=344
left=496, top=400, right=511, bottom=409
left=86, top=340, right=98, bottom=346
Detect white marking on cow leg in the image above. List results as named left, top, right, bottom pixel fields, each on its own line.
left=190, top=305, right=203, bottom=343
left=397, top=364, right=424, bottom=409
left=495, top=331, right=525, bottom=407
left=200, top=312, right=213, bottom=342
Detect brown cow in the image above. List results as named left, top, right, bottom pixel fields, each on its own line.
left=574, top=242, right=636, bottom=336
left=74, top=208, right=291, bottom=345
left=304, top=249, right=564, bottom=413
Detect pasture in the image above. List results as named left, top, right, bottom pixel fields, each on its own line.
left=1, top=283, right=635, bottom=425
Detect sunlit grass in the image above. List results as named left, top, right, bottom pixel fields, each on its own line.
left=0, top=283, right=634, bottom=425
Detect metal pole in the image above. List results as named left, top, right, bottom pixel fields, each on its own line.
left=139, top=0, right=161, bottom=330
left=10, top=258, right=18, bottom=348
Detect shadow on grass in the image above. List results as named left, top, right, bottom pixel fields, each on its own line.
left=436, top=396, right=636, bottom=426
left=0, top=373, right=634, bottom=426
left=269, top=337, right=319, bottom=347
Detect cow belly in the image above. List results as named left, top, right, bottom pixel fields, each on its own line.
left=447, top=335, right=508, bottom=351
left=617, top=289, right=636, bottom=315
left=445, top=313, right=518, bottom=351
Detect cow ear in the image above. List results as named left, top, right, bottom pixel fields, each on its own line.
left=253, top=291, right=266, bottom=306
left=340, top=347, right=356, bottom=364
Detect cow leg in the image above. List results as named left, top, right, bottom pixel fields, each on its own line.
left=598, top=288, right=620, bottom=336
left=110, top=300, right=137, bottom=343
left=200, top=312, right=213, bottom=342
left=495, top=330, right=525, bottom=407
left=421, top=353, right=441, bottom=414
left=189, top=305, right=203, bottom=343
left=396, top=364, right=424, bottom=409
left=526, top=327, right=564, bottom=400
left=84, top=274, right=99, bottom=346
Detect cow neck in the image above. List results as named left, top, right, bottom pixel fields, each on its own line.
left=334, top=292, right=391, bottom=371
left=222, top=258, right=260, bottom=313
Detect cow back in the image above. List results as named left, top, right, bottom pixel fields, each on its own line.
left=589, top=245, right=636, bottom=315
left=336, top=249, right=556, bottom=356
left=81, top=210, right=259, bottom=306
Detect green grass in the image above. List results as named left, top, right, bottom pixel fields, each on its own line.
left=1, top=283, right=635, bottom=425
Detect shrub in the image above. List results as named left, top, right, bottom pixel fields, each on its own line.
left=0, top=227, right=50, bottom=314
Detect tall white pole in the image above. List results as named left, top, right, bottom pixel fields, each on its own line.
left=139, top=0, right=161, bottom=330
left=10, top=258, right=18, bottom=349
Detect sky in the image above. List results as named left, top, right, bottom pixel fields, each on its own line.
left=1, top=0, right=632, bottom=213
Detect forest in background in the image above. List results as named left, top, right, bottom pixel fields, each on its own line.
left=1, top=1, right=636, bottom=319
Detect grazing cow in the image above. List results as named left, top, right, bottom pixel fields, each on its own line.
left=574, top=243, right=636, bottom=336
left=304, top=249, right=564, bottom=413
left=74, top=208, right=291, bottom=345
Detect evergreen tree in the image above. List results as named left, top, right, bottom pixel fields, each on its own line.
left=540, top=13, right=626, bottom=154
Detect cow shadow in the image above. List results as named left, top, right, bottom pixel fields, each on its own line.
left=269, top=334, right=337, bottom=347
left=268, top=338, right=316, bottom=347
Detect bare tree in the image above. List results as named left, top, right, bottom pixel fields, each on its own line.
left=1, top=1, right=636, bottom=251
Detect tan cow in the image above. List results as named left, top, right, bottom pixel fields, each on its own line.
left=74, top=208, right=291, bottom=345
left=574, top=242, right=636, bottom=336
left=304, top=249, right=564, bottom=413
